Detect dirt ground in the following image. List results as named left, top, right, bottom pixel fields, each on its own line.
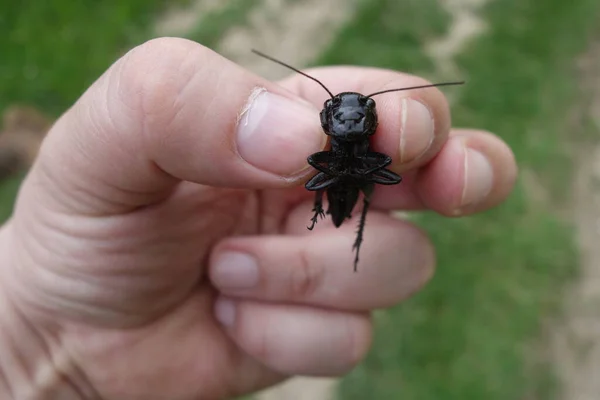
left=550, top=38, right=600, bottom=400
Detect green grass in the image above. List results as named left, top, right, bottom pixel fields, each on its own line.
left=0, top=1, right=185, bottom=116
left=308, top=0, right=599, bottom=398
left=313, top=0, right=450, bottom=74
left=183, top=0, right=259, bottom=51
left=0, top=0, right=257, bottom=119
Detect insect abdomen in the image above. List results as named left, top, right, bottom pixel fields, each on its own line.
left=327, top=185, right=359, bottom=227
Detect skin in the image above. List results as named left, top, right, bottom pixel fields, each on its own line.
left=0, top=38, right=517, bottom=399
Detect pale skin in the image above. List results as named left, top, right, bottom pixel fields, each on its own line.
left=0, top=38, right=517, bottom=399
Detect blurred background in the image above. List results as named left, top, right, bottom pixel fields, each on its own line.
left=2, top=0, right=599, bottom=399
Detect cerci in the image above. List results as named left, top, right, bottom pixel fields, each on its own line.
left=252, top=49, right=464, bottom=272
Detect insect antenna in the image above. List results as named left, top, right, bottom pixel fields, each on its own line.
left=251, top=49, right=335, bottom=99
left=366, top=81, right=465, bottom=97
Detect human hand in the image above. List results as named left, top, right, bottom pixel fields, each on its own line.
left=0, top=38, right=517, bottom=399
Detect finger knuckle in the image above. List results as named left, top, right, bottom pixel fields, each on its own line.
left=406, top=224, right=436, bottom=288
left=241, top=314, right=275, bottom=363
left=344, top=314, right=372, bottom=368
left=290, top=248, right=324, bottom=300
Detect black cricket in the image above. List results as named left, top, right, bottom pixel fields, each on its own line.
left=252, top=49, right=464, bottom=271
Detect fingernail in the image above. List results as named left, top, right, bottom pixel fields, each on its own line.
left=212, top=252, right=260, bottom=289
left=399, top=99, right=435, bottom=163
left=237, top=88, right=324, bottom=176
left=460, top=147, right=494, bottom=208
left=214, top=297, right=236, bottom=328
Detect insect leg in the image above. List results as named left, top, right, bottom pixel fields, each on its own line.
left=353, top=183, right=374, bottom=272
left=307, top=151, right=337, bottom=175
left=305, top=171, right=338, bottom=191
left=307, top=190, right=325, bottom=230
left=360, top=152, right=392, bottom=175
left=369, top=168, right=402, bottom=185
left=358, top=153, right=402, bottom=185
left=306, top=172, right=338, bottom=230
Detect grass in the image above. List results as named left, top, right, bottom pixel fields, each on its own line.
left=309, top=0, right=600, bottom=398
left=313, top=0, right=450, bottom=74
left=183, top=0, right=259, bottom=51
left=0, top=1, right=184, bottom=117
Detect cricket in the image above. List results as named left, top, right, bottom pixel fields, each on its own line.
left=252, top=49, right=464, bottom=271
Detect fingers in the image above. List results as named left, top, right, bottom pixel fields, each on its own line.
left=278, top=67, right=516, bottom=216
left=27, top=38, right=326, bottom=214
left=19, top=34, right=515, bottom=221
left=418, top=129, right=518, bottom=215
left=209, top=210, right=434, bottom=310
left=210, top=210, right=431, bottom=376
left=214, top=297, right=372, bottom=376
left=278, top=66, right=455, bottom=171
left=370, top=129, right=518, bottom=216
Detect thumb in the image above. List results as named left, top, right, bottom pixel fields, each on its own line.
left=24, top=38, right=324, bottom=215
